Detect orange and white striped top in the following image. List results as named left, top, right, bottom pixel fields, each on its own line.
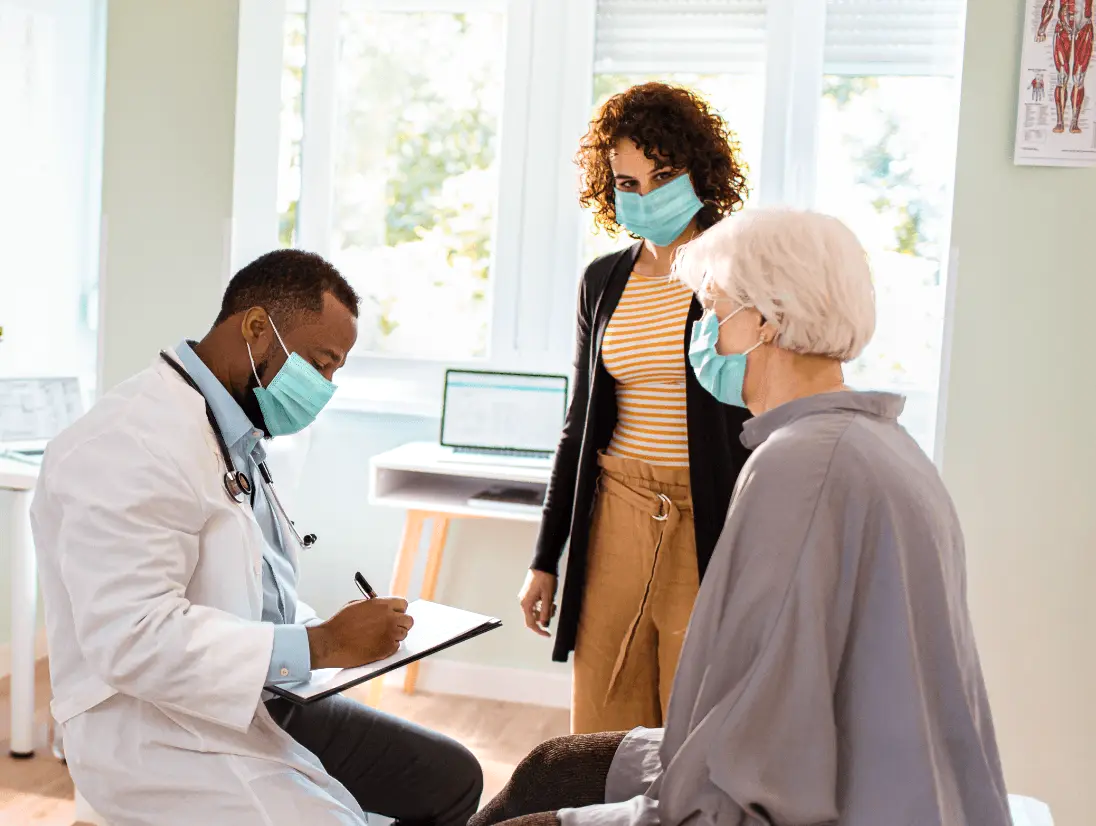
left=602, top=272, right=694, bottom=468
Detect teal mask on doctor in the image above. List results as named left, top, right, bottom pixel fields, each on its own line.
left=247, top=317, right=337, bottom=436
left=614, top=174, right=703, bottom=247
left=688, top=305, right=763, bottom=408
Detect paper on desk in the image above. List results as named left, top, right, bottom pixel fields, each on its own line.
left=283, top=600, right=499, bottom=701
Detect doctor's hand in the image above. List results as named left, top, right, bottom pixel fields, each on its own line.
left=306, top=598, right=414, bottom=669
left=519, top=569, right=557, bottom=638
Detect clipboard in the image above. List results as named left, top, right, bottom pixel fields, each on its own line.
left=268, top=600, right=502, bottom=705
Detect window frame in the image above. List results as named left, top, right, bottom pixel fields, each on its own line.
left=584, top=0, right=966, bottom=462
left=234, top=0, right=596, bottom=415
left=233, top=0, right=965, bottom=431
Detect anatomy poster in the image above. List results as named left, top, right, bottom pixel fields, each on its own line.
left=1014, top=0, right=1096, bottom=166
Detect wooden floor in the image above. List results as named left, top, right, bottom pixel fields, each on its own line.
left=0, top=660, right=569, bottom=826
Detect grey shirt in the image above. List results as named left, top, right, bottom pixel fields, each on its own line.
left=562, top=391, right=1010, bottom=826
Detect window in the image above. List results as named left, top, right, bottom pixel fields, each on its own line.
left=330, top=9, right=505, bottom=360
left=281, top=0, right=507, bottom=362
left=818, top=75, right=959, bottom=454
left=277, top=11, right=307, bottom=249
left=0, top=0, right=104, bottom=403
left=588, top=0, right=967, bottom=457
left=251, top=0, right=968, bottom=434
left=585, top=1, right=768, bottom=261
left=816, top=0, right=967, bottom=456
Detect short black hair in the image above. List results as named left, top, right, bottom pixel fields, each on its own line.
left=215, top=249, right=360, bottom=327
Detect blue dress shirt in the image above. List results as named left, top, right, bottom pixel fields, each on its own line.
left=175, top=341, right=312, bottom=686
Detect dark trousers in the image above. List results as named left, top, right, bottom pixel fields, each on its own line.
left=267, top=695, right=483, bottom=826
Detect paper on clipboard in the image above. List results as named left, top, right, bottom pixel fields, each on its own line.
left=269, top=600, right=502, bottom=704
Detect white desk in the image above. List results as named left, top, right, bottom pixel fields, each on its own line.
left=367, top=442, right=550, bottom=702
left=1, top=455, right=39, bottom=758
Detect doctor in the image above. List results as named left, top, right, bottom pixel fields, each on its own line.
left=31, top=250, right=483, bottom=825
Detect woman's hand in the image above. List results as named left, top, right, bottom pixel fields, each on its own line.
left=519, top=570, right=558, bottom=638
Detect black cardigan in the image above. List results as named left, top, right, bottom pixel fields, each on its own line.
left=532, top=243, right=752, bottom=663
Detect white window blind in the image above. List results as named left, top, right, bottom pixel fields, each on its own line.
left=594, top=0, right=767, bottom=74
left=823, top=0, right=966, bottom=76
left=594, top=0, right=965, bottom=78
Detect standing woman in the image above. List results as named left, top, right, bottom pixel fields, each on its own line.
left=518, top=83, right=752, bottom=733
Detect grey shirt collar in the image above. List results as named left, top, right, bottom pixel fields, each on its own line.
left=742, top=390, right=905, bottom=449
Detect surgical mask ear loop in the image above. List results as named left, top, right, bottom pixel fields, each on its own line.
left=698, top=273, right=751, bottom=330
left=701, top=301, right=749, bottom=330
left=743, top=337, right=765, bottom=356
left=717, top=305, right=748, bottom=327
left=246, top=340, right=263, bottom=387
left=745, top=333, right=770, bottom=410
left=711, top=318, right=765, bottom=358
left=266, top=316, right=290, bottom=356
left=245, top=314, right=289, bottom=389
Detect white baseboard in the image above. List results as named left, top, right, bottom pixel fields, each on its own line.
left=0, top=629, right=50, bottom=681
left=384, top=659, right=572, bottom=709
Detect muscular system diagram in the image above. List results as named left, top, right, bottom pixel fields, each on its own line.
left=1037, top=0, right=1094, bottom=133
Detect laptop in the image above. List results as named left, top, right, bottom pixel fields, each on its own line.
left=0, top=376, right=84, bottom=463
left=438, top=369, right=568, bottom=467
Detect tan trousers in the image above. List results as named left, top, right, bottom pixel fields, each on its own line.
left=571, top=453, right=699, bottom=734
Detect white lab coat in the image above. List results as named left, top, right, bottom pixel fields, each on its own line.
left=31, top=353, right=365, bottom=825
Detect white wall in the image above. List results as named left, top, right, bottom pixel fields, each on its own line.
left=941, top=0, right=1096, bottom=822
left=97, top=0, right=239, bottom=391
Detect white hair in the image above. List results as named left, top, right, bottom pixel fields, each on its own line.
left=673, top=207, right=876, bottom=361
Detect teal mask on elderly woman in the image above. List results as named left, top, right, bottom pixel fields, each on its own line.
left=614, top=174, right=703, bottom=247
left=688, top=306, right=764, bottom=408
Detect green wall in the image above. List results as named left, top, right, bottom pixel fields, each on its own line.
left=97, top=0, right=239, bottom=391
left=941, top=0, right=1096, bottom=822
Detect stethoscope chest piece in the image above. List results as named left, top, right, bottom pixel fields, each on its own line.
left=224, top=469, right=253, bottom=504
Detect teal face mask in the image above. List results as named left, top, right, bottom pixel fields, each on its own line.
left=614, top=173, right=703, bottom=247
left=247, top=317, right=336, bottom=436
left=688, top=307, right=763, bottom=408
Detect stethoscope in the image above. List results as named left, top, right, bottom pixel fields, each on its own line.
left=160, top=352, right=317, bottom=550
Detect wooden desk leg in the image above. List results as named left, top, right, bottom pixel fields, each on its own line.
left=403, top=515, right=451, bottom=695
left=364, top=510, right=426, bottom=709
left=365, top=676, right=385, bottom=710
left=391, top=510, right=427, bottom=597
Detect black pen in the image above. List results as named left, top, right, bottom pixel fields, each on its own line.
left=355, top=571, right=378, bottom=600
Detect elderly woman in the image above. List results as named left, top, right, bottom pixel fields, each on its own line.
left=474, top=208, right=1010, bottom=826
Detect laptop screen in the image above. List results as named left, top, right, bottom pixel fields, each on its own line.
left=0, top=377, right=83, bottom=444
left=441, top=370, right=568, bottom=453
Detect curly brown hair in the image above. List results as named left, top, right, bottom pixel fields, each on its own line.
left=576, top=82, right=749, bottom=237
